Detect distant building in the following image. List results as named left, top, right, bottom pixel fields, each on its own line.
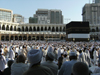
left=82, top=3, right=100, bottom=40
left=0, top=8, right=13, bottom=22
left=95, top=0, right=100, bottom=3
left=13, top=14, right=24, bottom=23
left=29, top=9, right=63, bottom=24
left=29, top=17, right=38, bottom=23
left=0, top=8, right=66, bottom=41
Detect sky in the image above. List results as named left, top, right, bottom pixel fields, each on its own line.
left=0, top=0, right=93, bottom=23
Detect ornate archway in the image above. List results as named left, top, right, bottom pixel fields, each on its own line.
left=41, top=27, right=43, bottom=31
left=2, top=25, right=5, bottom=30
left=29, top=27, right=32, bottom=31
left=14, top=26, right=16, bottom=31
left=52, top=27, right=55, bottom=32
left=10, top=26, right=13, bottom=31
left=28, top=36, right=31, bottom=41
left=33, top=27, right=36, bottom=31
left=25, top=27, right=28, bottom=31
left=6, top=25, right=9, bottom=30
left=37, top=27, right=40, bottom=31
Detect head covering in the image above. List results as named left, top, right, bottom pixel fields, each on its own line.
left=47, top=52, right=55, bottom=60
left=48, top=46, right=53, bottom=52
left=27, top=49, right=43, bottom=67
left=69, top=52, right=77, bottom=57
left=79, top=49, right=82, bottom=51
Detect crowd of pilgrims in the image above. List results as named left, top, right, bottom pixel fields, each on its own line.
left=0, top=41, right=100, bottom=75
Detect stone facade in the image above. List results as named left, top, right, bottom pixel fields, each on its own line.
left=82, top=3, right=100, bottom=40
left=0, top=21, right=66, bottom=41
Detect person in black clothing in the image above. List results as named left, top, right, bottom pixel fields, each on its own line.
left=3, top=60, right=14, bottom=75
left=58, top=53, right=64, bottom=69
left=0, top=70, right=3, bottom=75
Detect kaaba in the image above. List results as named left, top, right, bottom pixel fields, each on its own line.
left=66, top=21, right=90, bottom=41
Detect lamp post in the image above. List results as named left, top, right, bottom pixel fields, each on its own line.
left=73, top=38, right=75, bottom=42
left=88, top=38, right=89, bottom=41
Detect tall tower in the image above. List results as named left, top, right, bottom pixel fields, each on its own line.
left=0, top=8, right=13, bottom=22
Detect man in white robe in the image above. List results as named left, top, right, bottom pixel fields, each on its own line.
left=78, top=49, right=88, bottom=66
left=0, top=49, right=7, bottom=71
left=9, top=47, right=15, bottom=60
left=57, top=48, right=61, bottom=59
left=93, top=48, right=99, bottom=65
left=58, top=52, right=77, bottom=75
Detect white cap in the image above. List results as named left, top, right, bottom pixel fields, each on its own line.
left=28, top=49, right=43, bottom=67
left=69, top=52, right=77, bottom=56
left=47, top=52, right=55, bottom=60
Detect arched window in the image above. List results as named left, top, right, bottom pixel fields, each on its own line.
left=1, top=36, right=4, bottom=41
left=22, top=26, right=24, bottom=31
left=60, top=27, right=62, bottom=32
left=28, top=36, right=31, bottom=41
left=10, top=26, right=13, bottom=31
left=14, top=26, right=16, bottom=31
left=0, top=24, right=1, bottom=30
left=92, top=29, right=95, bottom=32
left=6, top=25, right=9, bottom=30
left=6, top=36, right=9, bottom=41
left=56, top=27, right=58, bottom=32
left=2, top=25, right=5, bottom=30
left=10, top=36, right=13, bottom=40
left=37, top=27, right=40, bottom=31
left=96, top=27, right=98, bottom=32
left=33, top=27, right=36, bottom=31
left=15, top=36, right=18, bottom=40
left=63, top=27, right=65, bottom=32
left=41, top=27, right=43, bottom=31
left=23, top=36, right=27, bottom=40
left=29, top=27, right=32, bottom=31
left=45, top=27, right=47, bottom=31
left=25, top=27, right=28, bottom=31
left=48, top=27, right=51, bottom=31
left=52, top=27, right=55, bottom=32
left=19, top=36, right=22, bottom=40
left=18, top=28, right=21, bottom=31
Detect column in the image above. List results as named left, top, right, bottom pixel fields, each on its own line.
left=27, top=34, right=28, bottom=41
left=60, top=34, right=61, bottom=39
left=52, top=35, right=53, bottom=41
left=5, top=24, right=7, bottom=31
left=35, top=36, right=36, bottom=41
left=13, top=35, right=15, bottom=41
left=9, top=25, right=10, bottom=31
left=22, top=35, right=23, bottom=41
left=1, top=24, right=2, bottom=30
left=9, top=34, right=11, bottom=41
left=4, top=35, right=6, bottom=41
left=18, top=35, right=19, bottom=41
left=39, top=26, right=41, bottom=31
left=39, top=36, right=40, bottom=40
left=0, top=34, right=1, bottom=41
left=31, top=35, right=32, bottom=41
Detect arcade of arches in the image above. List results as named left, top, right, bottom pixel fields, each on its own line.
left=0, top=34, right=65, bottom=41
left=0, top=23, right=66, bottom=41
